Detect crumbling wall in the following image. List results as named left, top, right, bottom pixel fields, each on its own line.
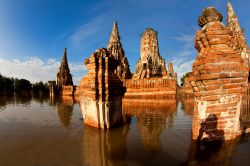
left=191, top=6, right=249, bottom=140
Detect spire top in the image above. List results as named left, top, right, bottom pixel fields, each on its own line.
left=61, top=47, right=68, bottom=65
left=227, top=2, right=236, bottom=21
left=227, top=2, right=238, bottom=28
left=108, top=21, right=120, bottom=44
left=227, top=2, right=245, bottom=40
left=64, top=48, right=67, bottom=55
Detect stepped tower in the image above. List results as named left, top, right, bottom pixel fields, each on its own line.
left=107, top=21, right=132, bottom=80
left=56, top=48, right=73, bottom=89
left=133, top=28, right=169, bottom=79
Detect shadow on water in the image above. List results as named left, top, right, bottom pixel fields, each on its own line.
left=181, top=140, right=236, bottom=166
left=180, top=112, right=237, bottom=166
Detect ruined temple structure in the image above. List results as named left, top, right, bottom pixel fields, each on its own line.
left=107, top=21, right=132, bottom=80
left=49, top=48, right=79, bottom=96
left=133, top=28, right=176, bottom=79
left=79, top=48, right=126, bottom=129
left=124, top=28, right=177, bottom=99
left=191, top=3, right=249, bottom=141
left=56, top=48, right=73, bottom=89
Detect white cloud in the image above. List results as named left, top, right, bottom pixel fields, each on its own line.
left=173, top=58, right=194, bottom=83
left=0, top=57, right=86, bottom=85
left=171, top=33, right=197, bottom=84
left=172, top=34, right=194, bottom=43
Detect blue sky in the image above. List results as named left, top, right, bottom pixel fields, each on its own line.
left=0, top=0, right=250, bottom=84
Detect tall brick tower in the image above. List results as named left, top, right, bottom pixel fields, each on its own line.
left=133, top=28, right=168, bottom=79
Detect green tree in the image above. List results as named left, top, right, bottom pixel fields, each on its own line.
left=0, top=74, right=14, bottom=94
left=180, top=72, right=192, bottom=86
left=32, top=81, right=49, bottom=93
left=14, top=79, right=31, bottom=92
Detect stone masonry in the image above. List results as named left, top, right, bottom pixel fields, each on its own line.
left=125, top=28, right=177, bottom=99
left=49, top=48, right=74, bottom=96
left=107, top=21, right=132, bottom=81
left=79, top=48, right=126, bottom=129
left=56, top=48, right=73, bottom=90
left=134, top=28, right=174, bottom=79
left=191, top=5, right=249, bottom=140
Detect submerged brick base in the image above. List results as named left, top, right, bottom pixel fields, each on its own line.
left=80, top=96, right=123, bottom=129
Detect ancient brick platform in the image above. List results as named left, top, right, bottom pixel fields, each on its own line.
left=124, top=78, right=177, bottom=99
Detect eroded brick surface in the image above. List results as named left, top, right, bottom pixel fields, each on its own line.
left=191, top=4, right=249, bottom=140
left=79, top=48, right=125, bottom=129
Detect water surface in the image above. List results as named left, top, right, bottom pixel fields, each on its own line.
left=0, top=95, right=249, bottom=166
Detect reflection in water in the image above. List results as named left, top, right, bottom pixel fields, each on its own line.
left=32, top=93, right=49, bottom=104
left=241, top=97, right=250, bottom=131
left=15, top=93, right=32, bottom=104
left=82, top=123, right=130, bottom=166
left=123, top=100, right=177, bottom=153
left=56, top=96, right=74, bottom=127
left=1, top=95, right=250, bottom=165
left=182, top=140, right=236, bottom=166
left=181, top=98, right=194, bottom=116
left=0, top=95, right=14, bottom=108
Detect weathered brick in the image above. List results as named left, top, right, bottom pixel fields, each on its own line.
left=191, top=5, right=249, bottom=141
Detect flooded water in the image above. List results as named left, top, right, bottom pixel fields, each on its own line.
left=0, top=95, right=250, bottom=166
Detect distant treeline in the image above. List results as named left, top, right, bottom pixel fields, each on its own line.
left=0, top=74, right=49, bottom=95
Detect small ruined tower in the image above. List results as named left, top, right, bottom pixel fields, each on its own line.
left=56, top=48, right=73, bottom=89
left=134, top=28, right=172, bottom=79
left=191, top=6, right=249, bottom=141
left=167, top=63, right=177, bottom=79
left=107, top=21, right=132, bottom=80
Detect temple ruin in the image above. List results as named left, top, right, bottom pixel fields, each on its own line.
left=79, top=48, right=126, bottom=129
left=190, top=3, right=249, bottom=140
left=107, top=21, right=132, bottom=80
left=133, top=28, right=175, bottom=79
left=49, top=48, right=78, bottom=96
left=124, top=27, right=177, bottom=99
left=56, top=48, right=73, bottom=89
left=77, top=22, right=179, bottom=128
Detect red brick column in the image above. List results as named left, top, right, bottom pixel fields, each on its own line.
left=191, top=7, right=249, bottom=140
left=79, top=48, right=125, bottom=129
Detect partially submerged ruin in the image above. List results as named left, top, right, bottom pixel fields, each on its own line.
left=191, top=3, right=249, bottom=140
left=48, top=2, right=250, bottom=133
left=79, top=48, right=126, bottom=129
left=49, top=48, right=79, bottom=96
